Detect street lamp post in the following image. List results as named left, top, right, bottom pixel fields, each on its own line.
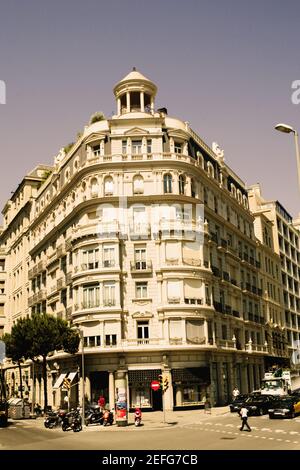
left=275, top=123, right=300, bottom=193
left=79, top=329, right=85, bottom=428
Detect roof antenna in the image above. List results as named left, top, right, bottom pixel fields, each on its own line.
left=133, top=66, right=136, bottom=71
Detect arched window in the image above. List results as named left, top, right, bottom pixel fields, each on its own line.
left=104, top=176, right=114, bottom=195
left=91, top=177, right=99, bottom=197
left=178, top=175, right=185, bottom=195
left=163, top=173, right=172, bottom=193
left=191, top=178, right=196, bottom=198
left=133, top=175, right=144, bottom=194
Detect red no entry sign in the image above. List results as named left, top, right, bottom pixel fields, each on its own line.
left=151, top=380, right=160, bottom=391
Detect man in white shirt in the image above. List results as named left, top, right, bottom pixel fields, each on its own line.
left=239, top=406, right=251, bottom=432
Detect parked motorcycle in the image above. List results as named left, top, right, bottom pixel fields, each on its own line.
left=85, top=406, right=103, bottom=426
left=61, top=408, right=82, bottom=432
left=102, top=409, right=114, bottom=426
left=44, top=409, right=66, bottom=429
left=134, top=407, right=142, bottom=427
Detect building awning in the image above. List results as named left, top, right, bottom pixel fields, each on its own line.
left=67, top=371, right=78, bottom=385
left=53, top=373, right=67, bottom=390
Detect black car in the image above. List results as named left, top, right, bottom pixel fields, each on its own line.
left=268, top=395, right=300, bottom=419
left=243, top=394, right=277, bottom=416
left=229, top=394, right=249, bottom=413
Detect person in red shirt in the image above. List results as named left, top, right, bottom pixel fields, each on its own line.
left=98, top=395, right=106, bottom=410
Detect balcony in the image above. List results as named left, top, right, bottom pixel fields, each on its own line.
left=225, top=305, right=232, bottom=315
left=222, top=271, right=230, bottom=282
left=57, top=277, right=66, bottom=290
left=103, top=260, right=116, bottom=268
left=232, top=310, right=240, bottom=318
left=66, top=306, right=72, bottom=320
left=184, top=298, right=203, bottom=305
left=218, top=339, right=236, bottom=349
left=130, top=260, right=152, bottom=273
left=230, top=278, right=237, bottom=286
left=123, top=338, right=163, bottom=347
left=210, top=232, right=218, bottom=243
left=72, top=222, right=119, bottom=240
left=168, top=297, right=181, bottom=304
left=37, top=260, right=47, bottom=274
left=211, top=266, right=221, bottom=277
left=80, top=302, right=101, bottom=310
left=56, top=244, right=66, bottom=258
left=252, top=285, right=257, bottom=294
left=219, top=239, right=227, bottom=249
left=129, top=223, right=151, bottom=240
left=103, top=300, right=116, bottom=307
left=214, top=302, right=223, bottom=313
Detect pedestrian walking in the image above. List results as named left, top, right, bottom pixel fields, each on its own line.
left=239, top=406, right=251, bottom=432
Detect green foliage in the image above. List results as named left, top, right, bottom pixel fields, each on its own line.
left=89, top=111, right=105, bottom=125
left=63, top=142, right=75, bottom=154
left=4, top=314, right=80, bottom=410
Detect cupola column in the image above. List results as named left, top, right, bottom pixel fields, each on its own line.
left=140, top=91, right=144, bottom=112
left=150, top=96, right=154, bottom=113
left=126, top=92, right=131, bottom=113
left=117, top=98, right=121, bottom=115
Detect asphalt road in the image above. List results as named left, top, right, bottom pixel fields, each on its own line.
left=1, top=412, right=300, bottom=450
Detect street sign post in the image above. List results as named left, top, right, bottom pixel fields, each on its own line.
left=151, top=380, right=160, bottom=392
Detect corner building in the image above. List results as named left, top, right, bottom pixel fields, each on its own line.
left=1, top=70, right=288, bottom=409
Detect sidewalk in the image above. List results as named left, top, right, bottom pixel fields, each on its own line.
left=13, top=406, right=229, bottom=431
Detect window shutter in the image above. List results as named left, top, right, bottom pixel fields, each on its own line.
left=186, top=320, right=205, bottom=344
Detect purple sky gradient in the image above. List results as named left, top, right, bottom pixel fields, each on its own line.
left=0, top=0, right=300, bottom=218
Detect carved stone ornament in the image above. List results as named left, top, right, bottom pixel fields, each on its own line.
left=212, top=142, right=224, bottom=161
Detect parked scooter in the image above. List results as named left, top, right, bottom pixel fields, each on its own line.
left=102, top=409, right=114, bottom=426
left=134, top=407, right=142, bottom=427
left=44, top=409, right=66, bottom=429
left=61, top=408, right=82, bottom=432
left=85, top=405, right=103, bottom=426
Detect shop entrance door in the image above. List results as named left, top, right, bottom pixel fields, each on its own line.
left=90, top=371, right=109, bottom=406
left=152, top=388, right=162, bottom=410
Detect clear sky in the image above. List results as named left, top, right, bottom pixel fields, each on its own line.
left=0, top=0, right=300, bottom=218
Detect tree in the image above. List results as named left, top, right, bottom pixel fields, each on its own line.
left=3, top=314, right=80, bottom=412
left=3, top=317, right=34, bottom=400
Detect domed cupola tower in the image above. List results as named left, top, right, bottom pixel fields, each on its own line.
left=113, top=67, right=157, bottom=116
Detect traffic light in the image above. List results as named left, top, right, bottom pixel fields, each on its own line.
left=158, top=374, right=169, bottom=392
left=163, top=377, right=169, bottom=392
left=63, top=378, right=71, bottom=390
left=158, top=374, right=163, bottom=388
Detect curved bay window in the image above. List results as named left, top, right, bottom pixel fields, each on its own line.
left=163, top=173, right=172, bottom=193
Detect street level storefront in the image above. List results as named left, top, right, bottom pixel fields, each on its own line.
left=128, top=369, right=162, bottom=410
left=172, top=367, right=210, bottom=409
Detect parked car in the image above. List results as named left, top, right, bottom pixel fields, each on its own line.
left=229, top=394, right=249, bottom=412
left=243, top=394, right=278, bottom=416
left=268, top=395, right=300, bottom=419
